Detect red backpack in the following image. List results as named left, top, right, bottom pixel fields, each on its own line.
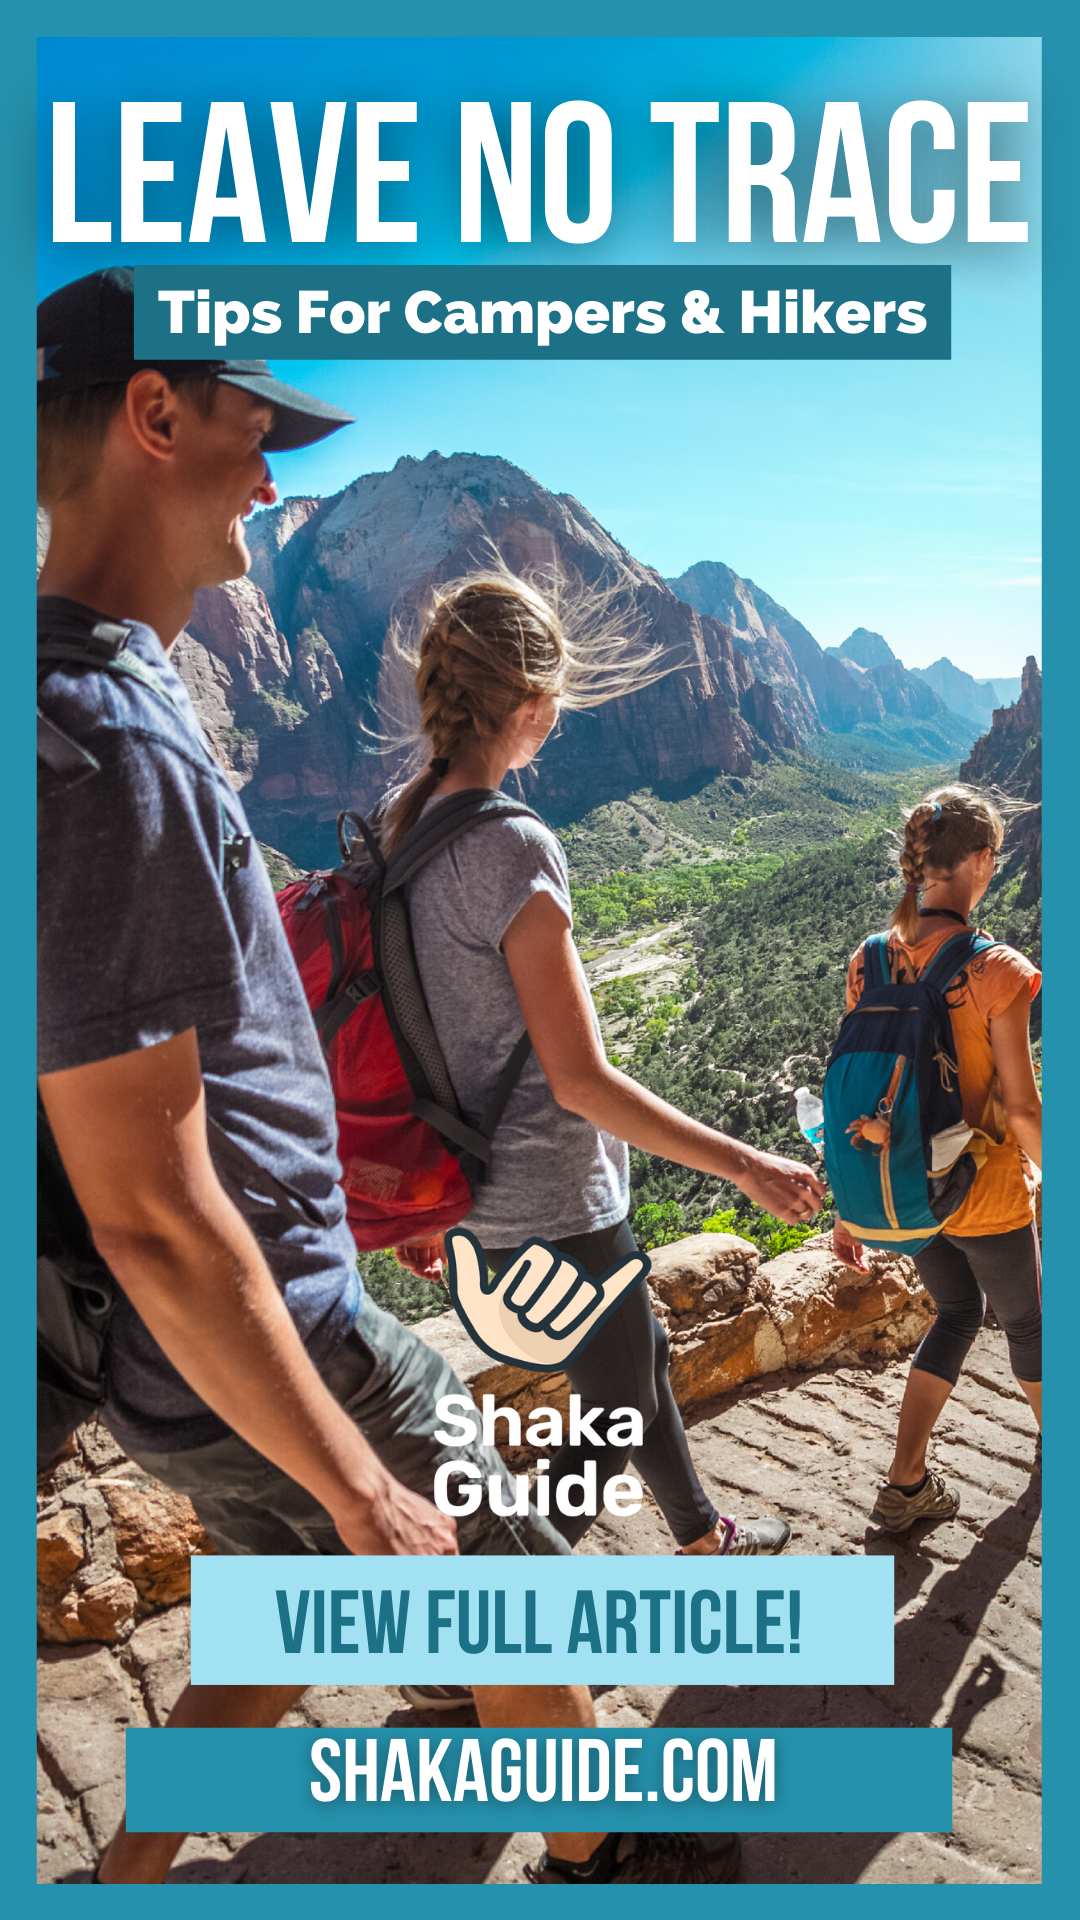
left=277, top=791, right=538, bottom=1252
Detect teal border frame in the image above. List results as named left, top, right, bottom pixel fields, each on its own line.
left=7, top=2, right=1070, bottom=1909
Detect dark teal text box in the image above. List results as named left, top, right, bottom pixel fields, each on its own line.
left=126, top=1726, right=952, bottom=1833
left=135, top=266, right=949, bottom=360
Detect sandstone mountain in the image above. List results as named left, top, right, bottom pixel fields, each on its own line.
left=665, top=561, right=976, bottom=758
left=38, top=475, right=1026, bottom=870
left=913, top=656, right=1022, bottom=727
left=960, top=655, right=1041, bottom=801
left=831, top=634, right=1022, bottom=728
left=663, top=558, right=854, bottom=734
left=825, top=627, right=896, bottom=671
left=961, top=655, right=1041, bottom=926
left=181, top=453, right=798, bottom=862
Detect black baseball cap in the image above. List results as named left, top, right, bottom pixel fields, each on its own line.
left=37, top=267, right=355, bottom=452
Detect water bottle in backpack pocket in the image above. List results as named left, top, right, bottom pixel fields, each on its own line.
left=794, top=1087, right=825, bottom=1156
left=822, top=930, right=996, bottom=1254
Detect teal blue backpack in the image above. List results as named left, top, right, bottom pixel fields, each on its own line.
left=823, top=930, right=997, bottom=1254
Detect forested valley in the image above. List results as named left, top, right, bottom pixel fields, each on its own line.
left=571, top=729, right=1041, bottom=1257
left=348, top=700, right=1041, bottom=1319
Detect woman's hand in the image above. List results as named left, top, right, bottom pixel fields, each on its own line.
left=737, top=1149, right=827, bottom=1225
left=393, top=1235, right=446, bottom=1281
left=832, top=1220, right=870, bottom=1273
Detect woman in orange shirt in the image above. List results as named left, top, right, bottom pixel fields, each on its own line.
left=833, top=786, right=1042, bottom=1531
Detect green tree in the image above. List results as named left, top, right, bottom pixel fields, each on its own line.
left=631, top=1200, right=685, bottom=1249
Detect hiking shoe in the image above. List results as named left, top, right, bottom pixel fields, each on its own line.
left=397, top=1683, right=474, bottom=1713
left=527, top=1833, right=741, bottom=1884
left=718, top=1514, right=791, bottom=1555
left=678, top=1515, right=791, bottom=1556
left=871, top=1471, right=960, bottom=1534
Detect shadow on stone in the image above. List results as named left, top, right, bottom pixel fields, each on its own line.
left=172, top=1830, right=513, bottom=1885
left=656, top=1480, right=1041, bottom=1884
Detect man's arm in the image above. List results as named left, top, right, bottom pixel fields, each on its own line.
left=39, top=1029, right=456, bottom=1556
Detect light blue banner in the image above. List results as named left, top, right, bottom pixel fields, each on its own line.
left=126, top=1726, right=950, bottom=1833
left=191, top=1554, right=892, bottom=1685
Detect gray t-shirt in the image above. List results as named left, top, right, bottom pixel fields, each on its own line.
left=406, top=799, right=629, bottom=1245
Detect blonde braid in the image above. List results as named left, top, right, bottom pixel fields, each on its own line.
left=416, top=614, right=477, bottom=765
left=889, top=785, right=1005, bottom=943
left=892, top=803, right=935, bottom=939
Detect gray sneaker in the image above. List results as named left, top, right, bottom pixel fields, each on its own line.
left=678, top=1516, right=791, bottom=1556
left=668, top=1512, right=787, bottom=1559
left=719, top=1514, right=791, bottom=1555
left=871, top=1471, right=960, bottom=1534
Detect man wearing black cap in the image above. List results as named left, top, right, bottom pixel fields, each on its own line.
left=35, top=270, right=661, bottom=1887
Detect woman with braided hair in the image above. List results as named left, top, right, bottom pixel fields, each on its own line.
left=833, top=785, right=1042, bottom=1532
left=381, top=567, right=825, bottom=1570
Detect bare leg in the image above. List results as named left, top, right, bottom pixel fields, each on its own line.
left=887, top=1366, right=956, bottom=1486
left=96, top=1683, right=306, bottom=1884
left=473, top=1684, right=604, bottom=1865
left=99, top=1683, right=608, bottom=1880
left=1018, top=1379, right=1042, bottom=1428
left=681, top=1519, right=727, bottom=1556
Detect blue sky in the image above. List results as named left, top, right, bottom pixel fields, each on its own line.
left=39, top=34, right=1041, bottom=679
left=256, top=339, right=1039, bottom=681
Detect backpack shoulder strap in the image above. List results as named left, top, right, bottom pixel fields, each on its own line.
left=37, top=710, right=101, bottom=788
left=37, top=616, right=134, bottom=676
left=38, top=617, right=194, bottom=793
left=861, top=932, right=892, bottom=992
left=921, top=930, right=999, bottom=994
left=37, top=619, right=135, bottom=789
left=337, top=808, right=386, bottom=870
left=411, top=1027, right=534, bottom=1184
left=383, top=790, right=543, bottom=894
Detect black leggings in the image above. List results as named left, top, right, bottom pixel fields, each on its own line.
left=484, top=1218, right=720, bottom=1548
left=912, top=1221, right=1042, bottom=1387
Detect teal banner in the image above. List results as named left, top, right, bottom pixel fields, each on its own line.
left=133, top=265, right=950, bottom=360
left=125, top=1726, right=952, bottom=1834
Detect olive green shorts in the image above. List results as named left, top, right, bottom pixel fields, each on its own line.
left=130, top=1294, right=569, bottom=1560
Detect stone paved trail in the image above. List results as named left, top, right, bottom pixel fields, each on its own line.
left=37, top=1326, right=1040, bottom=1886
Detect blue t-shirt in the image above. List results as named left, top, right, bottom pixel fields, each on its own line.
left=37, top=597, right=360, bottom=1452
